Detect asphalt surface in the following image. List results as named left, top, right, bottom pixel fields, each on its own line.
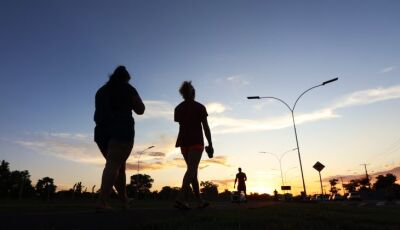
left=0, top=200, right=268, bottom=229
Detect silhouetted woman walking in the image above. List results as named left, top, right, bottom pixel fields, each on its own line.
left=94, top=66, right=145, bottom=210
left=174, top=81, right=213, bottom=209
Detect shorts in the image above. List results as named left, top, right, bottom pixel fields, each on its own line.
left=238, top=184, right=246, bottom=192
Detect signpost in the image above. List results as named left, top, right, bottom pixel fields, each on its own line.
left=313, top=161, right=325, bottom=195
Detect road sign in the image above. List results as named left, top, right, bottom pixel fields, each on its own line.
left=313, top=161, right=325, bottom=172
left=281, top=186, right=291, bottom=190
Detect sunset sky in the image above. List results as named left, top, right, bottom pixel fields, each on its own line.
left=1, top=0, right=400, bottom=195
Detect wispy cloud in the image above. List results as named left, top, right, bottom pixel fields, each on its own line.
left=15, top=133, right=102, bottom=164
left=380, top=66, right=396, bottom=74
left=208, top=85, right=400, bottom=134
left=208, top=108, right=338, bottom=134
left=226, top=75, right=249, bottom=86
left=210, top=179, right=234, bottom=190
left=215, top=75, right=250, bottom=88
left=14, top=132, right=177, bottom=166
left=136, top=100, right=174, bottom=121
left=126, top=155, right=231, bottom=172
left=14, top=131, right=230, bottom=173
left=14, top=85, right=400, bottom=171
left=205, top=102, right=229, bottom=114
left=331, top=85, right=400, bottom=109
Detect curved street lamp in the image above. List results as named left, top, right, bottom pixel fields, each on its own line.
left=259, top=148, right=297, bottom=186
left=248, top=77, right=338, bottom=196
left=136, top=145, right=155, bottom=197
left=284, top=166, right=298, bottom=185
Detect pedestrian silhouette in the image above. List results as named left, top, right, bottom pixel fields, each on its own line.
left=274, top=189, right=278, bottom=201
left=94, top=66, right=145, bottom=211
left=174, top=81, right=213, bottom=210
left=234, top=167, right=247, bottom=196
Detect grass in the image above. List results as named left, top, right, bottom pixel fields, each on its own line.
left=1, top=200, right=399, bottom=229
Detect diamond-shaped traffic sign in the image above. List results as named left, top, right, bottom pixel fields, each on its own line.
left=313, top=161, right=325, bottom=172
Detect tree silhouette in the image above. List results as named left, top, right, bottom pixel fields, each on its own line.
left=329, top=178, right=339, bottom=195
left=9, top=170, right=34, bottom=199
left=359, top=177, right=371, bottom=191
left=127, top=174, right=154, bottom=199
left=343, top=179, right=360, bottom=193
left=218, top=189, right=232, bottom=201
left=158, top=186, right=180, bottom=200
left=0, top=160, right=34, bottom=199
left=373, top=174, right=397, bottom=190
left=0, top=160, right=11, bottom=198
left=200, top=181, right=219, bottom=200
left=35, top=177, right=57, bottom=200
left=75, top=182, right=83, bottom=194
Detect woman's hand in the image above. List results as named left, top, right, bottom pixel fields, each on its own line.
left=205, top=145, right=214, bottom=158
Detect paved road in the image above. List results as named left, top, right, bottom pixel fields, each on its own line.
left=0, top=201, right=275, bottom=229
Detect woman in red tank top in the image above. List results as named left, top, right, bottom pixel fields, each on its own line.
left=174, top=81, right=213, bottom=209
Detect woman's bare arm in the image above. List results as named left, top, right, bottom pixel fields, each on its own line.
left=202, top=118, right=213, bottom=147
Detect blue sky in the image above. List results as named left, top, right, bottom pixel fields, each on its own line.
left=1, top=0, right=400, bottom=194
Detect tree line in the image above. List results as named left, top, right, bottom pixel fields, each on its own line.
left=328, top=173, right=400, bottom=200
left=1, top=160, right=271, bottom=201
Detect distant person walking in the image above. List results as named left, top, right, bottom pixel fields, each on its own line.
left=94, top=66, right=145, bottom=210
left=234, top=168, right=247, bottom=196
left=174, top=81, right=213, bottom=209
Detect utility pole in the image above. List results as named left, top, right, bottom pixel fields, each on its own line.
left=340, top=177, right=345, bottom=195
left=361, top=163, right=371, bottom=189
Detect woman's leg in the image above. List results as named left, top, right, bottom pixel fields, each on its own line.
left=178, top=150, right=203, bottom=202
left=113, top=141, right=133, bottom=204
left=191, top=171, right=200, bottom=201
left=114, top=163, right=128, bottom=201
left=99, top=140, right=132, bottom=207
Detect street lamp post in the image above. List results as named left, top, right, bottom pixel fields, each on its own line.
left=248, top=77, right=338, bottom=196
left=284, top=166, right=298, bottom=185
left=136, top=145, right=155, bottom=198
left=260, top=148, right=297, bottom=187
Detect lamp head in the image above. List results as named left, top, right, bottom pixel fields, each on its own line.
left=247, top=96, right=260, bottom=99
left=322, top=77, right=338, bottom=85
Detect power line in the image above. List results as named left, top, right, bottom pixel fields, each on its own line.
left=365, top=136, right=400, bottom=170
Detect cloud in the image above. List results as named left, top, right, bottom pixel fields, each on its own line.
left=125, top=155, right=231, bottom=172
left=137, top=100, right=174, bottom=120
left=202, top=156, right=231, bottom=167
left=215, top=75, right=250, bottom=88
left=251, top=101, right=275, bottom=111
left=380, top=66, right=396, bottom=74
left=15, top=131, right=231, bottom=173
left=210, top=179, right=234, bottom=190
left=205, top=102, right=228, bottom=114
left=146, top=152, right=166, bottom=157
left=14, top=132, right=177, bottom=167
left=331, top=85, right=400, bottom=109
left=126, top=161, right=165, bottom=171
left=14, top=85, right=400, bottom=173
left=132, top=134, right=177, bottom=158
left=15, top=136, right=103, bottom=164
left=207, top=108, right=338, bottom=134
left=133, top=85, right=400, bottom=135
left=226, top=75, right=249, bottom=86
left=208, top=85, right=400, bottom=134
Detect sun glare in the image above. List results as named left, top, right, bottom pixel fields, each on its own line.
left=248, top=186, right=273, bottom=195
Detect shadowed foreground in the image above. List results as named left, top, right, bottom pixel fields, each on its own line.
left=1, top=200, right=399, bottom=229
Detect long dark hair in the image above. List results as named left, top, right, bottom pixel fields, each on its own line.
left=107, top=66, right=131, bottom=85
